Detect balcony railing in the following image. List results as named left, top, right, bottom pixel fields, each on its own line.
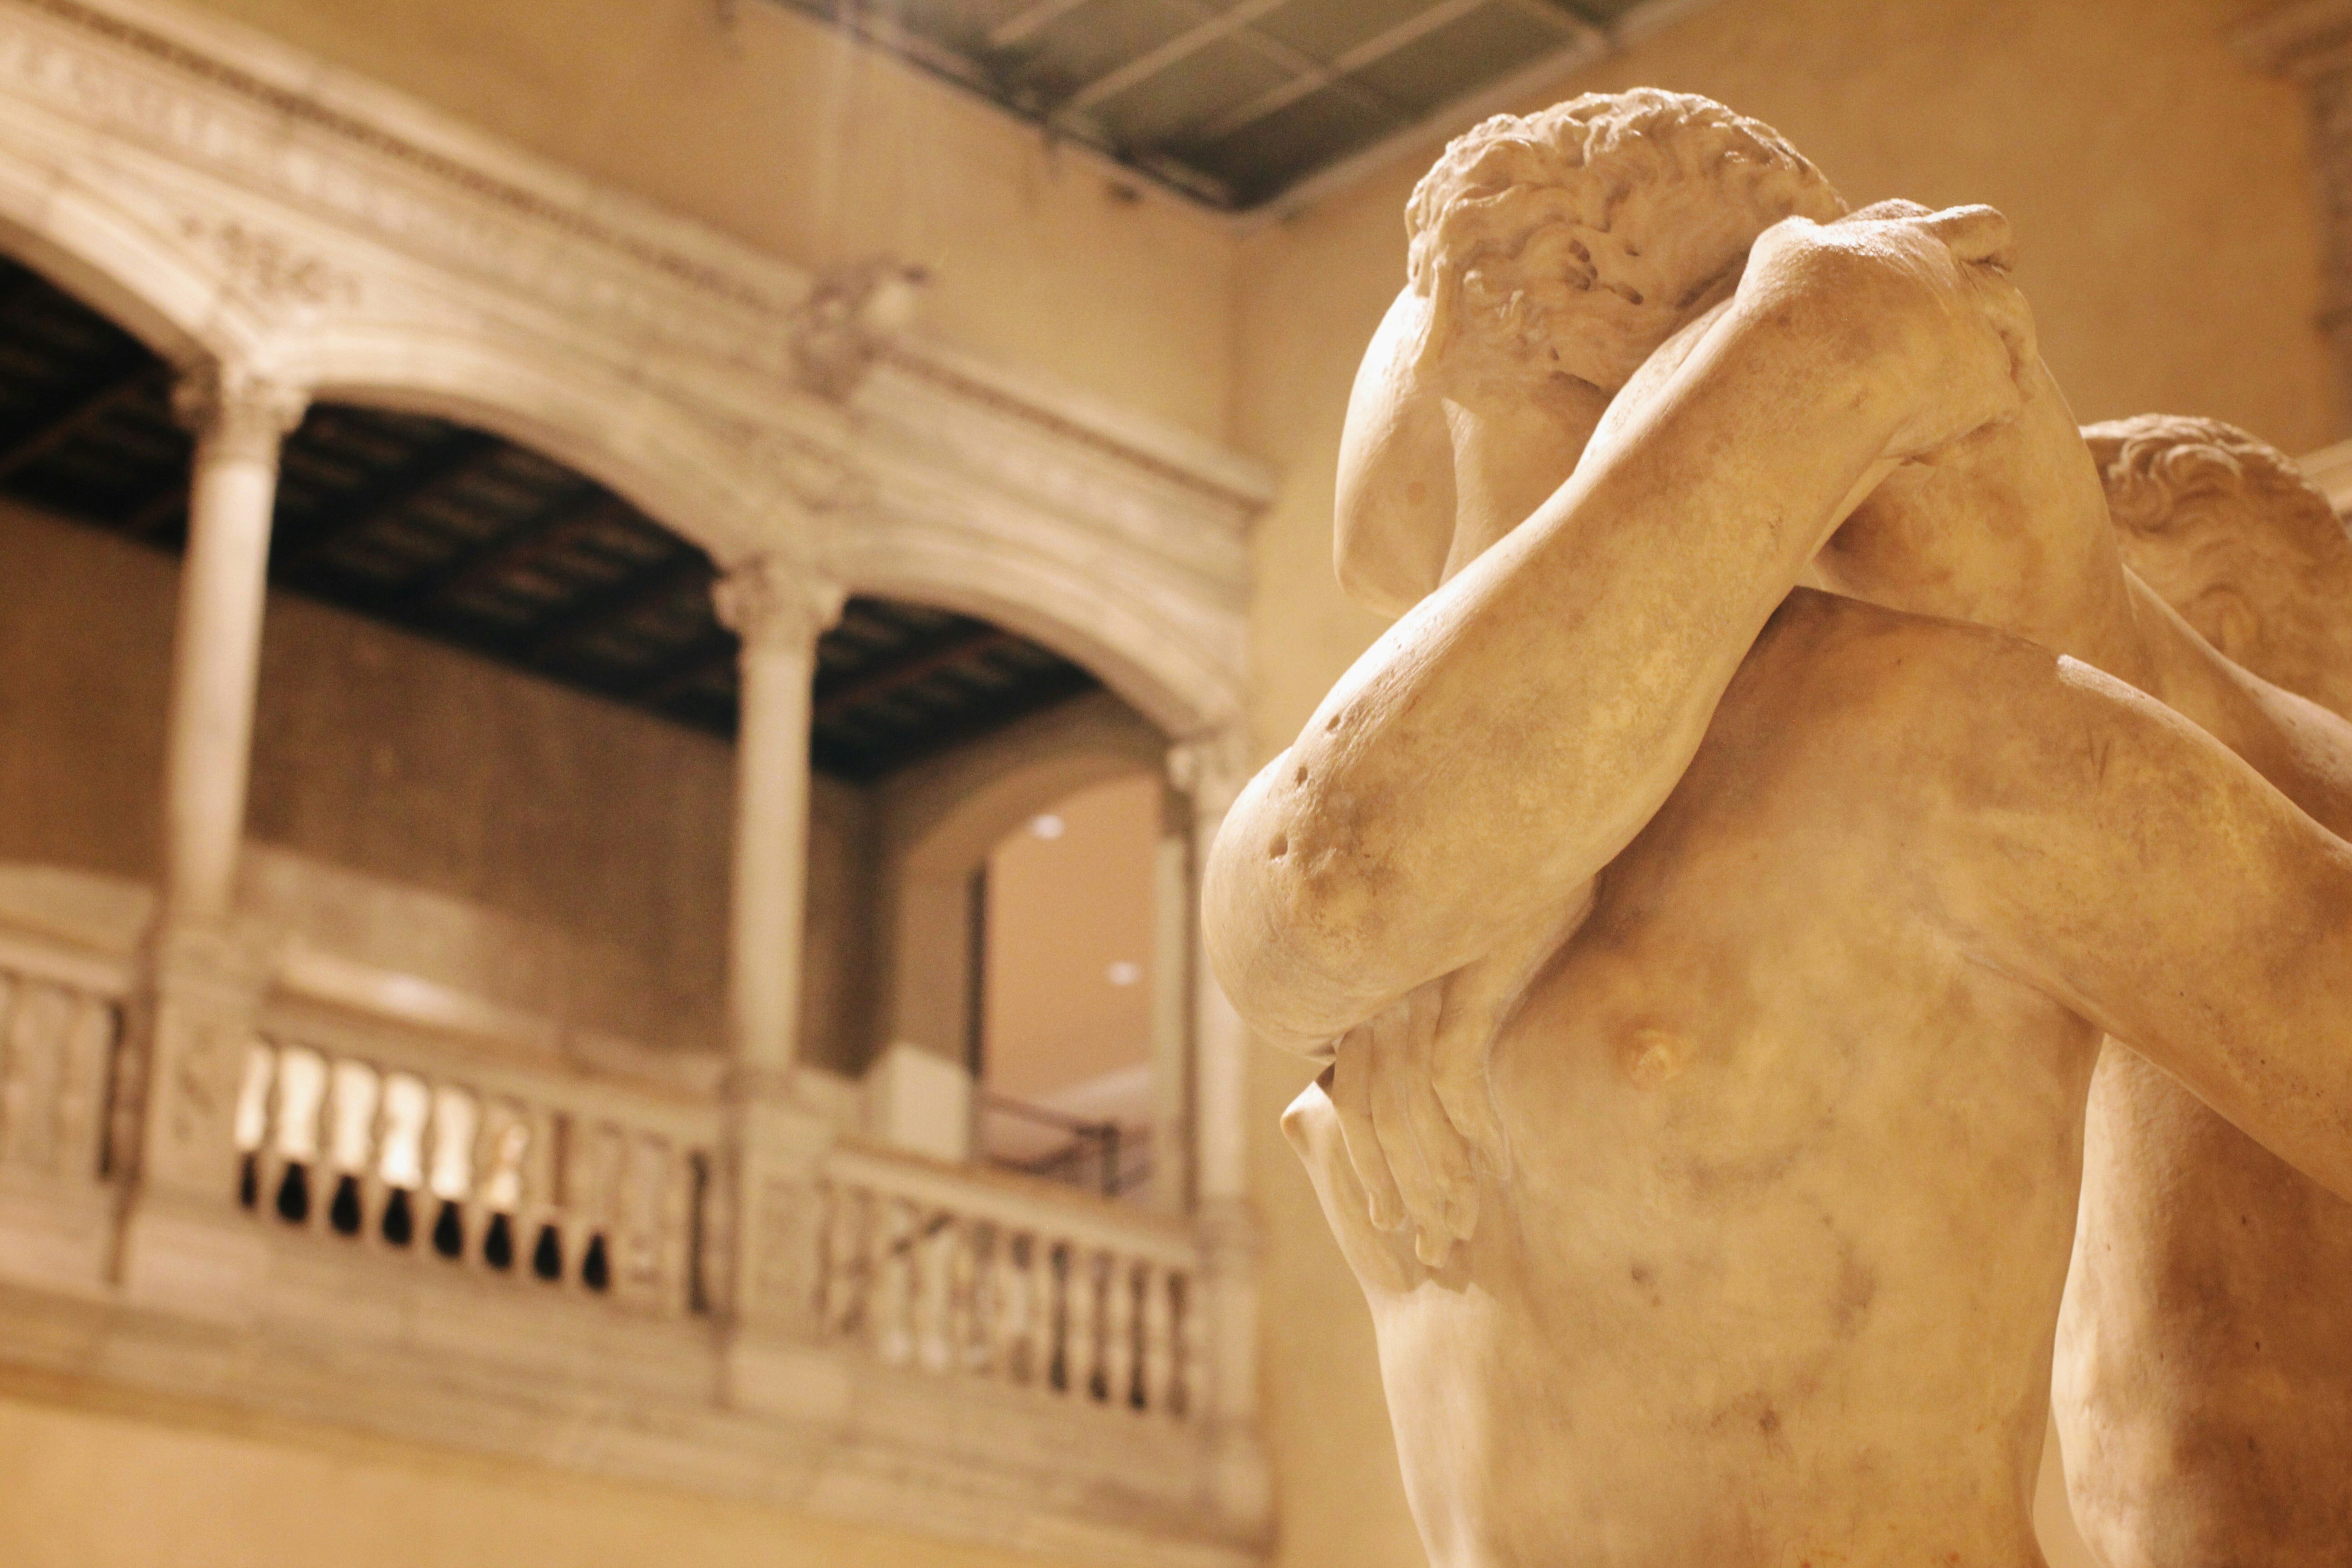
left=816, top=1140, right=1195, bottom=1416
left=232, top=1029, right=714, bottom=1313
left=0, top=863, right=1260, bottom=1568
left=0, top=925, right=124, bottom=1187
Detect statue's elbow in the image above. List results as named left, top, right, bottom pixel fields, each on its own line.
left=1202, top=800, right=1363, bottom=1055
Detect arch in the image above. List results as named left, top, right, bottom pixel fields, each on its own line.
left=279, top=320, right=797, bottom=569
left=835, top=526, right=1245, bottom=750
left=0, top=176, right=253, bottom=371
left=872, top=691, right=1167, bottom=1070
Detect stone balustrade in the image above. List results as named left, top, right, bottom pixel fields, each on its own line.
left=816, top=1142, right=1198, bottom=1417
left=0, top=926, right=127, bottom=1187
left=232, top=1027, right=715, bottom=1313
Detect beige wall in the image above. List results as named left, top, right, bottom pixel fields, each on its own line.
left=1228, top=2, right=2333, bottom=1564
left=182, top=0, right=1243, bottom=445
left=0, top=495, right=893, bottom=1062
left=0, top=1377, right=1076, bottom=1568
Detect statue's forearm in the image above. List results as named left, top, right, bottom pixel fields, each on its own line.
left=1207, top=299, right=1903, bottom=1050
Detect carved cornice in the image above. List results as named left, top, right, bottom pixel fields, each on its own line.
left=170, top=363, right=308, bottom=464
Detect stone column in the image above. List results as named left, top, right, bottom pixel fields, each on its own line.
left=713, top=555, right=845, bottom=1084
left=161, top=366, right=309, bottom=925
left=1168, top=723, right=1272, bottom=1529
left=711, top=556, right=850, bottom=1412
left=2240, top=0, right=2352, bottom=422
left=1145, top=777, right=1195, bottom=1212
left=118, top=365, right=306, bottom=1312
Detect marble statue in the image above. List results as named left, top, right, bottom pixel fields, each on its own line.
left=2056, top=415, right=2352, bottom=1567
left=1202, top=89, right=2352, bottom=1565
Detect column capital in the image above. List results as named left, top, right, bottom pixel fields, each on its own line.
left=713, top=555, right=846, bottom=651
left=171, top=364, right=309, bottom=465
left=1167, top=721, right=1254, bottom=820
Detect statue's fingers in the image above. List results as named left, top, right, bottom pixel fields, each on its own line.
left=1330, top=1026, right=1406, bottom=1233
left=1401, top=984, right=1480, bottom=1245
left=1970, top=266, right=2038, bottom=382
left=1367, top=1001, right=1450, bottom=1261
left=1430, top=993, right=1512, bottom=1182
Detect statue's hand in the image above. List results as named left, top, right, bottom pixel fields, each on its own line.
left=1325, top=893, right=1589, bottom=1266
left=1740, top=202, right=2038, bottom=464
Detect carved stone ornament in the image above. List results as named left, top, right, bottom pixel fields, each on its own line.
left=169, top=364, right=309, bottom=465
left=788, top=257, right=931, bottom=402
left=711, top=555, right=848, bottom=651
left=176, top=213, right=361, bottom=314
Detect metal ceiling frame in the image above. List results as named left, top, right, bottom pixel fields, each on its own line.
left=769, top=0, right=1718, bottom=216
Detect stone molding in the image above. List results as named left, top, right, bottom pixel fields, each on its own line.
left=0, top=0, right=1266, bottom=739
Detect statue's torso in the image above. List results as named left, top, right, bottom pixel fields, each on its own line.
left=1290, top=593, right=2103, bottom=1568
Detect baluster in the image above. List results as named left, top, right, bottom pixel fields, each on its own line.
left=477, top=1099, right=530, bottom=1274
left=872, top=1196, right=916, bottom=1366
left=1048, top=1237, right=1074, bottom=1392
left=1140, top=1261, right=1174, bottom=1415
left=1000, top=1231, right=1039, bottom=1384
left=656, top=1141, right=693, bottom=1313
left=965, top=1222, right=999, bottom=1376
left=1175, top=1269, right=1202, bottom=1420
left=1103, top=1253, right=1137, bottom=1410
left=374, top=1073, right=430, bottom=1248
left=522, top=1104, right=562, bottom=1284
left=53, top=993, right=115, bottom=1181
left=1063, top=1242, right=1099, bottom=1400
left=914, top=1209, right=955, bottom=1373
left=233, top=1043, right=275, bottom=1212
left=0, top=981, right=69, bottom=1170
left=617, top=1131, right=664, bottom=1303
left=271, top=1046, right=329, bottom=1228
left=425, top=1083, right=479, bottom=1264
left=323, top=1060, right=381, bottom=1241
left=577, top=1121, right=625, bottom=1294
left=819, top=1181, right=862, bottom=1335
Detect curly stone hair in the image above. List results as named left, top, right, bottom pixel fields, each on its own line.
left=1404, top=88, right=1846, bottom=393
left=2087, top=413, right=2347, bottom=587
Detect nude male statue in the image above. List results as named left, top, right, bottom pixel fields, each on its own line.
left=1202, top=91, right=2352, bottom=1565
left=2056, top=416, right=2352, bottom=1566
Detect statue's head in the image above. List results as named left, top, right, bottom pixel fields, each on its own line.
left=1338, top=89, right=1845, bottom=615
left=2089, top=414, right=2352, bottom=715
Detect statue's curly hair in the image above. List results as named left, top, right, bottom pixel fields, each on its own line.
left=1405, top=89, right=1845, bottom=392
left=2086, top=413, right=2346, bottom=588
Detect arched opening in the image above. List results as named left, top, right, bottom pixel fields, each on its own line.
left=975, top=770, right=1166, bottom=1199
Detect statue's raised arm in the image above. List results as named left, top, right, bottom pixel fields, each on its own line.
left=1205, top=200, right=2033, bottom=1057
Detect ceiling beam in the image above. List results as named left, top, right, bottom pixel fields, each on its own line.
left=831, top=661, right=1098, bottom=780
left=515, top=550, right=711, bottom=664
left=814, top=626, right=1020, bottom=724
left=378, top=485, right=628, bottom=615
left=1190, top=0, right=1538, bottom=148
left=0, top=356, right=166, bottom=486
left=273, top=429, right=504, bottom=578
left=1059, top=0, right=1290, bottom=114
left=986, top=0, right=1091, bottom=49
